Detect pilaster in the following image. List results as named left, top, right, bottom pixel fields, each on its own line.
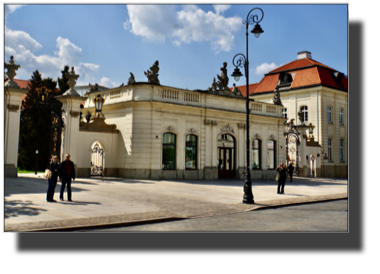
left=4, top=56, right=27, bottom=177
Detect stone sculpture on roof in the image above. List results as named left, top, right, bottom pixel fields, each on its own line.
left=144, top=61, right=160, bottom=84
left=231, top=83, right=244, bottom=98
left=208, top=62, right=235, bottom=97
left=217, top=62, right=229, bottom=91
left=273, top=86, right=282, bottom=105
left=128, top=72, right=136, bottom=85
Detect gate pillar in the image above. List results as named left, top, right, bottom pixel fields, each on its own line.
left=56, top=67, right=86, bottom=168
left=4, top=56, right=27, bottom=177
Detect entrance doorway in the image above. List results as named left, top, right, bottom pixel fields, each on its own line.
left=217, top=134, right=235, bottom=179
left=91, top=142, right=104, bottom=176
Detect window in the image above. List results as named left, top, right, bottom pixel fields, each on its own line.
left=340, top=140, right=344, bottom=162
left=282, top=108, right=287, bottom=119
left=162, top=133, right=176, bottom=170
left=327, top=106, right=332, bottom=123
left=300, top=106, right=308, bottom=122
left=340, top=109, right=344, bottom=125
left=279, top=72, right=293, bottom=86
left=328, top=138, right=333, bottom=162
left=185, top=135, right=197, bottom=170
left=252, top=139, right=261, bottom=169
left=267, top=140, right=276, bottom=169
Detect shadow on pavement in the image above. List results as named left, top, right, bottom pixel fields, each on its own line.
left=59, top=201, right=101, bottom=206
left=171, top=177, right=347, bottom=188
left=4, top=199, right=47, bottom=219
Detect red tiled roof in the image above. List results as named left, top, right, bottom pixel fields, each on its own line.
left=236, top=57, right=348, bottom=95
left=230, top=83, right=259, bottom=97
left=269, top=58, right=335, bottom=73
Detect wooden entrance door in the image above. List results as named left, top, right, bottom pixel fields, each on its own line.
left=218, top=147, right=235, bottom=179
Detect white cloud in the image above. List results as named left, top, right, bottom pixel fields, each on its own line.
left=5, top=5, right=24, bottom=18
left=100, top=77, right=118, bottom=88
left=213, top=5, right=231, bottom=15
left=56, top=37, right=82, bottom=65
left=124, top=5, right=242, bottom=53
left=4, top=28, right=99, bottom=85
left=255, top=62, right=281, bottom=75
left=5, top=26, right=42, bottom=53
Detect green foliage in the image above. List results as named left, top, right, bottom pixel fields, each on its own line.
left=57, top=65, right=70, bottom=94
left=18, top=70, right=63, bottom=171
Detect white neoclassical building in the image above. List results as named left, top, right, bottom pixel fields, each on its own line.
left=4, top=54, right=347, bottom=180
left=77, top=80, right=286, bottom=180
left=237, top=51, right=348, bottom=178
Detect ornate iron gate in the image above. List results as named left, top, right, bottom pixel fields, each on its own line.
left=91, top=143, right=104, bottom=176
left=20, top=89, right=63, bottom=163
left=50, top=111, right=61, bottom=160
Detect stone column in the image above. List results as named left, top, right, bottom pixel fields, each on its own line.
left=4, top=56, right=27, bottom=177
left=56, top=67, right=86, bottom=170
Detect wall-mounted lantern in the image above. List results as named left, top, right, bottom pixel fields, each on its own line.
left=309, top=123, right=314, bottom=137
left=92, top=94, right=105, bottom=118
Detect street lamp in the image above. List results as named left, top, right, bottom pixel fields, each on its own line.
left=231, top=7, right=264, bottom=204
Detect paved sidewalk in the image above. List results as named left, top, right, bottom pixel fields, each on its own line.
left=4, top=174, right=347, bottom=232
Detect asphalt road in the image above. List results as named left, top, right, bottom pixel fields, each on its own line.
left=75, top=199, right=348, bottom=232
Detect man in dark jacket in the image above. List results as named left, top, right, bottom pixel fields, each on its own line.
left=288, top=163, right=295, bottom=182
left=59, top=154, right=75, bottom=201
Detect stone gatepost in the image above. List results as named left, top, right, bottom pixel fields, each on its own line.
left=56, top=67, right=86, bottom=169
left=4, top=56, right=28, bottom=177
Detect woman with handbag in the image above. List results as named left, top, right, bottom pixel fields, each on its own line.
left=276, top=163, right=287, bottom=194
left=46, top=155, right=60, bottom=202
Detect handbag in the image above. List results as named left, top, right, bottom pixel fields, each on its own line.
left=275, top=172, right=280, bottom=181
left=43, top=169, right=52, bottom=179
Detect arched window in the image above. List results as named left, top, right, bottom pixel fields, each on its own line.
left=162, top=133, right=176, bottom=170
left=185, top=134, right=197, bottom=170
left=267, top=140, right=276, bottom=169
left=252, top=139, right=261, bottom=169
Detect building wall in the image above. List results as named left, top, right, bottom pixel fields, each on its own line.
left=82, top=83, right=286, bottom=180
left=76, top=130, right=120, bottom=178
left=250, top=86, right=347, bottom=178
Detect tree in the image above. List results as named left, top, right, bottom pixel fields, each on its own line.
left=57, top=65, right=70, bottom=95
left=18, top=70, right=62, bottom=171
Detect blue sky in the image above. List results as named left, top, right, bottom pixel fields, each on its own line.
left=4, top=3, right=347, bottom=92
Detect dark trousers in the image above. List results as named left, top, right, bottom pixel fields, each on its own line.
left=277, top=179, right=286, bottom=194
left=60, top=176, right=72, bottom=200
left=289, top=173, right=293, bottom=182
left=46, top=178, right=57, bottom=201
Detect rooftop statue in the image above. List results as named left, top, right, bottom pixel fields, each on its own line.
left=232, top=83, right=244, bottom=98
left=207, top=78, right=217, bottom=93
left=128, top=72, right=136, bottom=85
left=216, top=62, right=229, bottom=91
left=144, top=61, right=160, bottom=84
left=273, top=87, right=282, bottom=105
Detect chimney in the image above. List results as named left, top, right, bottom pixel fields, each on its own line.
left=297, top=51, right=312, bottom=60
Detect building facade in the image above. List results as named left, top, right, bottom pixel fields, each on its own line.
left=77, top=82, right=286, bottom=180
left=240, top=51, right=348, bottom=178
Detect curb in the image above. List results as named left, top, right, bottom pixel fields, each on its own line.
left=16, top=196, right=347, bottom=232
left=18, top=216, right=187, bottom=232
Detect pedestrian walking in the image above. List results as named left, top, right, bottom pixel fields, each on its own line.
left=276, top=163, right=287, bottom=194
left=288, top=163, right=294, bottom=182
left=59, top=154, right=75, bottom=202
left=46, top=155, right=60, bottom=202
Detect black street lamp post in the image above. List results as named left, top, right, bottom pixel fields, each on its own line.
left=231, top=7, right=264, bottom=204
